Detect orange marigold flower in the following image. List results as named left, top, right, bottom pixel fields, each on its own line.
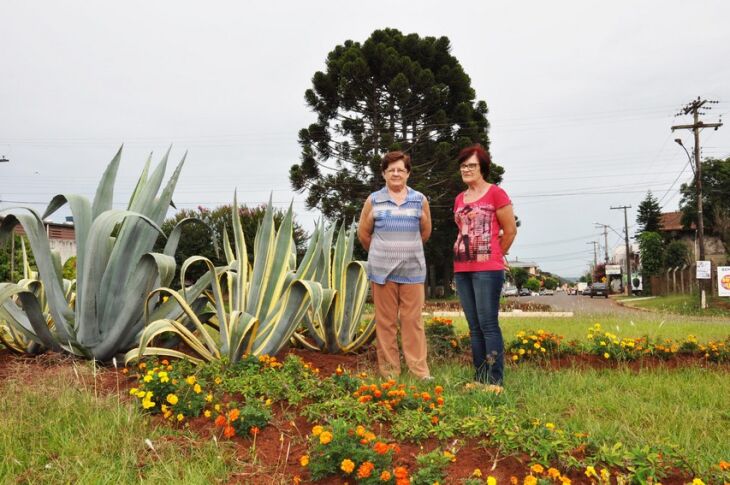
left=214, top=415, right=226, bottom=427
left=431, top=415, right=439, bottom=424
left=319, top=431, right=333, bottom=445
left=524, top=475, right=538, bottom=485
left=719, top=460, right=730, bottom=471
left=436, top=397, right=445, bottom=406
left=341, top=458, right=355, bottom=474
left=311, top=425, right=323, bottom=436
left=357, top=461, right=375, bottom=479
left=250, top=426, right=259, bottom=436
left=394, top=466, right=408, bottom=479
left=531, top=463, right=545, bottom=474
left=434, top=385, right=443, bottom=394
left=380, top=470, right=392, bottom=481
left=161, top=359, right=169, bottom=365
left=395, top=479, right=410, bottom=485
left=223, top=425, right=236, bottom=438
left=547, top=467, right=561, bottom=479
left=373, top=441, right=390, bottom=455
left=510, top=476, right=519, bottom=485
left=374, top=390, right=382, bottom=398
left=299, top=455, right=309, bottom=467
left=228, top=408, right=240, bottom=421
left=293, top=476, right=302, bottom=485
left=421, top=392, right=431, bottom=401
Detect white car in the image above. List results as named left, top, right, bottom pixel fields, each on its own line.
left=502, top=286, right=518, bottom=297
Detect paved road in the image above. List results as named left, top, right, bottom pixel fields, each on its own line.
left=509, top=292, right=645, bottom=316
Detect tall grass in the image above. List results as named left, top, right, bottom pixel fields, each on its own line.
left=0, top=361, right=237, bottom=484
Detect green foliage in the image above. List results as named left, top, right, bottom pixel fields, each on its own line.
left=61, top=256, right=76, bottom=280
left=0, top=234, right=36, bottom=282
left=638, top=231, right=664, bottom=276
left=512, top=267, right=529, bottom=289
left=542, top=277, right=559, bottom=291
left=153, top=204, right=308, bottom=286
left=636, top=190, right=663, bottom=234
left=506, top=329, right=568, bottom=363
left=229, top=399, right=272, bottom=437
left=663, top=240, right=689, bottom=268
left=680, top=156, right=730, bottom=236
left=410, top=448, right=453, bottom=485
left=290, top=28, right=503, bottom=290
left=525, top=277, right=540, bottom=293
left=424, top=316, right=461, bottom=359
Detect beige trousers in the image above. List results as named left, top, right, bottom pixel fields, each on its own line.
left=371, top=281, right=430, bottom=379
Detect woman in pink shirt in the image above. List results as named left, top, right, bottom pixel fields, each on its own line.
left=453, top=144, right=517, bottom=391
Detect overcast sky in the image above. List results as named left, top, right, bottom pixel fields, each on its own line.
left=2, top=1, right=729, bottom=277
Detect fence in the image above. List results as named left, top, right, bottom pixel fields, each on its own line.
left=648, top=264, right=721, bottom=296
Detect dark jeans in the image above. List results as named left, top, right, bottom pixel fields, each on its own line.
left=455, top=270, right=505, bottom=385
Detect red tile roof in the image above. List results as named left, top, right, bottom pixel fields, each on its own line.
left=660, top=211, right=695, bottom=232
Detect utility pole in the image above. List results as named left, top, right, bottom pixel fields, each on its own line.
left=671, top=97, right=723, bottom=308
left=611, top=205, right=632, bottom=295
left=586, top=241, right=598, bottom=269
left=594, top=223, right=610, bottom=263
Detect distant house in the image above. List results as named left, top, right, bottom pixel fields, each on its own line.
left=2, top=218, right=77, bottom=263
left=507, top=259, right=539, bottom=276
left=659, top=211, right=726, bottom=265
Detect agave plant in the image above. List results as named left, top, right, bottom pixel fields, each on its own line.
left=0, top=147, right=207, bottom=361
left=0, top=239, right=75, bottom=354
left=125, top=194, right=322, bottom=365
left=293, top=221, right=374, bottom=353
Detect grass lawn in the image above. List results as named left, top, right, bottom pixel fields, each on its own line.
left=617, top=294, right=730, bottom=318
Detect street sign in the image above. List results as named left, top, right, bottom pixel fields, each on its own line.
left=718, top=266, right=730, bottom=297
left=696, top=261, right=711, bottom=279
left=605, top=264, right=622, bottom=275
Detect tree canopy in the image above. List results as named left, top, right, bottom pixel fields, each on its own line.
left=636, top=190, right=662, bottom=234
left=290, top=28, right=503, bottom=289
left=679, top=157, right=730, bottom=236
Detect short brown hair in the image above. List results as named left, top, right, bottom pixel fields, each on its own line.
left=457, top=144, right=490, bottom=178
left=381, top=151, right=411, bottom=173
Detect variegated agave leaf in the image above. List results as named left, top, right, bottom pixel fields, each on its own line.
left=293, top=220, right=373, bottom=354
left=126, top=194, right=321, bottom=365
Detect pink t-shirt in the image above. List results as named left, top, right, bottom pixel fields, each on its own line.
left=453, top=185, right=512, bottom=272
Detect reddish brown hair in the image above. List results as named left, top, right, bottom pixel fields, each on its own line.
left=381, top=151, right=412, bottom=173
left=457, top=144, right=490, bottom=178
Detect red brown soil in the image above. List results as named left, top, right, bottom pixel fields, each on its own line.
left=0, top=347, right=705, bottom=484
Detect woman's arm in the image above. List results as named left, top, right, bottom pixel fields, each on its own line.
left=357, top=197, right=374, bottom=251
left=496, top=204, right=517, bottom=255
left=420, top=196, right=432, bottom=243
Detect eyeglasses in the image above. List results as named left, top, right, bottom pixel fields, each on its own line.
left=385, top=168, right=408, bottom=174
left=459, top=163, right=479, bottom=172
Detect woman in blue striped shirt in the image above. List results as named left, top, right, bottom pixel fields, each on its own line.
left=358, top=151, right=432, bottom=380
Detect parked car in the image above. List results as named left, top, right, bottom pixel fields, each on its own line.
left=567, top=287, right=577, bottom=295
left=543, top=289, right=555, bottom=296
left=590, top=282, right=609, bottom=298
left=519, top=287, right=531, bottom=296
left=582, top=285, right=593, bottom=296
left=502, top=286, right=518, bottom=297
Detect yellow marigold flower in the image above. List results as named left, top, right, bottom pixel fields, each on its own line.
left=129, top=388, right=138, bottom=395
left=136, top=390, right=146, bottom=398
left=185, top=375, right=196, bottom=385
left=205, top=393, right=213, bottom=403
left=159, top=375, right=170, bottom=383
left=166, top=394, right=178, bottom=405
left=545, top=423, right=555, bottom=430
left=533, top=342, right=540, bottom=349
left=472, top=468, right=482, bottom=477
left=145, top=391, right=153, bottom=399
left=142, top=399, right=156, bottom=409
left=512, top=354, right=519, bottom=361
left=319, top=431, right=333, bottom=445
left=603, top=353, right=610, bottom=359
left=560, top=477, right=571, bottom=485
left=176, top=413, right=184, bottom=422
left=443, top=450, right=456, bottom=462
left=143, top=375, right=153, bottom=383
left=265, top=398, right=272, bottom=406
left=585, top=466, right=598, bottom=478
left=691, top=479, right=705, bottom=485
left=523, top=475, right=537, bottom=485
left=214, top=376, right=222, bottom=385
left=530, top=464, right=544, bottom=474
left=600, top=468, right=610, bottom=481
left=312, top=425, right=324, bottom=436
left=487, top=477, right=496, bottom=485
left=204, top=410, right=211, bottom=418
left=193, top=383, right=202, bottom=394
left=161, top=404, right=168, bottom=413
left=299, top=455, right=309, bottom=467
left=519, top=349, right=526, bottom=355
left=214, top=404, right=221, bottom=412
left=340, top=458, right=355, bottom=474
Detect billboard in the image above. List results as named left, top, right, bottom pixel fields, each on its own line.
left=605, top=264, right=622, bottom=275
left=718, top=266, right=730, bottom=297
